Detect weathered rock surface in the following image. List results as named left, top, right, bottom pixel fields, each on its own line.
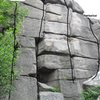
left=70, top=12, right=96, bottom=41
left=70, top=38, right=98, bottom=58
left=19, top=36, right=35, bottom=48
left=16, top=48, right=36, bottom=75
left=71, top=0, right=84, bottom=14
left=38, top=54, right=97, bottom=71
left=44, top=0, right=84, bottom=14
left=38, top=35, right=98, bottom=58
left=38, top=55, right=70, bottom=69
left=73, top=57, right=97, bottom=70
left=23, top=0, right=43, bottom=10
left=39, top=69, right=96, bottom=82
left=7, top=0, right=100, bottom=100
left=39, top=92, right=64, bottom=100
left=64, top=96, right=81, bottom=100
left=21, top=18, right=43, bottom=37
left=47, top=79, right=86, bottom=98
left=10, top=77, right=37, bottom=100
left=38, top=82, right=55, bottom=91
left=38, top=34, right=69, bottom=54
left=21, top=3, right=43, bottom=19
left=92, top=19, right=100, bottom=43
left=83, top=71, right=100, bottom=86
left=46, top=4, right=70, bottom=23
left=44, top=21, right=69, bottom=34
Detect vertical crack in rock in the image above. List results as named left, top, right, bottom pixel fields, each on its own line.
left=88, top=17, right=100, bottom=79
left=36, top=2, right=46, bottom=100
left=64, top=0, right=75, bottom=82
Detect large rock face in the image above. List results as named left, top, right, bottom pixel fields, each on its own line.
left=37, top=0, right=100, bottom=99
left=3, top=0, right=100, bottom=100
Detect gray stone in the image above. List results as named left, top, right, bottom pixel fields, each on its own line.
left=90, top=18, right=100, bottom=24
left=38, top=54, right=98, bottom=71
left=38, top=36, right=98, bottom=58
left=70, top=38, right=98, bottom=58
left=45, top=4, right=72, bottom=24
left=44, top=21, right=70, bottom=35
left=70, top=12, right=96, bottom=41
left=19, top=36, right=35, bottom=48
left=10, top=77, right=37, bottom=100
left=44, top=0, right=84, bottom=14
left=38, top=82, right=55, bottom=91
left=38, top=34, right=70, bottom=54
left=47, top=79, right=86, bottom=98
left=64, top=96, right=81, bottom=100
left=21, top=3, right=43, bottom=19
left=38, top=55, right=71, bottom=70
left=83, top=71, right=100, bottom=86
left=21, top=18, right=44, bottom=37
left=44, top=0, right=65, bottom=5
left=43, top=33, right=66, bottom=39
left=39, top=92, right=64, bottom=100
left=57, top=69, right=96, bottom=79
left=16, top=48, right=36, bottom=75
left=73, top=57, right=97, bottom=70
left=39, top=69, right=96, bottom=82
left=46, top=4, right=64, bottom=15
left=92, top=22, right=100, bottom=43
left=71, top=0, right=84, bottom=14
left=23, top=0, right=43, bottom=10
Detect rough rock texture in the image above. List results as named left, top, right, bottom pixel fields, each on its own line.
left=43, top=0, right=84, bottom=14
left=83, top=72, right=100, bottom=86
left=38, top=35, right=98, bottom=58
left=21, top=18, right=43, bottom=37
left=10, top=77, right=37, bottom=100
left=38, top=55, right=71, bottom=69
left=38, top=82, right=55, bottom=91
left=70, top=12, right=96, bottom=41
left=37, top=0, right=100, bottom=100
left=39, top=69, right=96, bottom=82
left=40, top=92, right=64, bottom=100
left=47, top=79, right=86, bottom=98
left=2, top=0, right=100, bottom=100
left=16, top=48, right=36, bottom=75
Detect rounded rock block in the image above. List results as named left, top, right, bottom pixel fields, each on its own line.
left=37, top=54, right=71, bottom=70
left=43, top=0, right=84, bottom=14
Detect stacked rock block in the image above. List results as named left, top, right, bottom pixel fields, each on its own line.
left=37, top=0, right=100, bottom=100
left=83, top=19, right=100, bottom=100
left=4, top=0, right=100, bottom=100
left=9, top=0, right=45, bottom=100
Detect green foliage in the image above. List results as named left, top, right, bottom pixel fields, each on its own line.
left=0, top=0, right=26, bottom=97
left=49, top=87, right=61, bottom=92
left=81, top=86, right=100, bottom=100
left=0, top=29, right=14, bottom=97
left=0, top=0, right=26, bottom=28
